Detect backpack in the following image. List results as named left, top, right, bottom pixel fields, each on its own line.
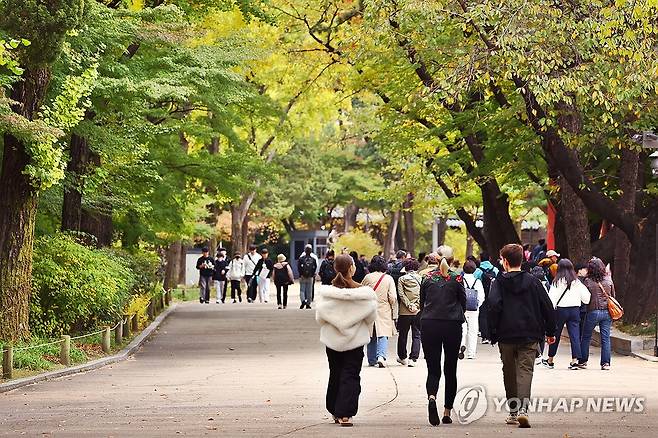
left=480, top=268, right=496, bottom=298
left=319, top=259, right=336, bottom=284
left=464, top=277, right=480, bottom=311
left=388, top=261, right=405, bottom=287
left=299, top=255, right=316, bottom=278
left=274, top=264, right=291, bottom=285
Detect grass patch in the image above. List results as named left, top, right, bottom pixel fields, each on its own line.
left=8, top=338, right=87, bottom=371
left=172, top=287, right=195, bottom=302
left=616, top=319, right=656, bottom=337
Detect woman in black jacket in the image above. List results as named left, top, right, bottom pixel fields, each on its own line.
left=419, top=246, right=466, bottom=426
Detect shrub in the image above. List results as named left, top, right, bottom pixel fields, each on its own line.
left=106, top=248, right=160, bottom=296
left=31, top=234, right=136, bottom=338
left=333, top=230, right=381, bottom=258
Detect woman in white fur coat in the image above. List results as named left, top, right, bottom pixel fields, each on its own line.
left=316, top=254, right=377, bottom=427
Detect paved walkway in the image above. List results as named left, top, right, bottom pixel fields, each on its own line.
left=1, top=286, right=657, bottom=437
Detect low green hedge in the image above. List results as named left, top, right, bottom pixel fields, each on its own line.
left=30, top=233, right=159, bottom=338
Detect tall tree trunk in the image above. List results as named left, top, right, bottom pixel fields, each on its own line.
left=383, top=210, right=401, bottom=259
left=466, top=233, right=474, bottom=259
left=614, top=148, right=639, bottom=297
left=437, top=216, right=448, bottom=248
left=61, top=133, right=89, bottom=232
left=402, top=193, right=416, bottom=255
left=0, top=67, right=52, bottom=341
left=164, top=241, right=181, bottom=290
left=343, top=203, right=359, bottom=233
left=624, top=213, right=657, bottom=322
left=178, top=245, right=187, bottom=285
left=559, top=174, right=591, bottom=264
left=480, top=180, right=521, bottom=258
left=241, top=211, right=250, bottom=253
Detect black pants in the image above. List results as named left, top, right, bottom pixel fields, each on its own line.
left=397, top=314, right=421, bottom=360
left=276, top=284, right=289, bottom=306
left=478, top=303, right=489, bottom=340
left=326, top=346, right=364, bottom=418
left=220, top=280, right=228, bottom=301
left=421, top=319, right=462, bottom=409
left=245, top=275, right=257, bottom=301
left=230, top=280, right=242, bottom=300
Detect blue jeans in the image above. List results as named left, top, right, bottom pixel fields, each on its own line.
left=299, top=277, right=314, bottom=304
left=580, top=310, right=612, bottom=366
left=367, top=335, right=389, bottom=364
left=548, top=306, right=582, bottom=360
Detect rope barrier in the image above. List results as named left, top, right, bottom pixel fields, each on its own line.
left=1, top=291, right=170, bottom=356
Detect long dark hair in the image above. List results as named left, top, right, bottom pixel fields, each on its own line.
left=586, top=258, right=607, bottom=282
left=332, top=254, right=361, bottom=289
left=553, top=258, right=577, bottom=287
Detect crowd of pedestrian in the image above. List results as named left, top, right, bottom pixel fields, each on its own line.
left=196, top=238, right=621, bottom=429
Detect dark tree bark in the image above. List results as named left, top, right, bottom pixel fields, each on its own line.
left=164, top=241, right=181, bottom=290
left=0, top=67, right=51, bottom=341
left=613, top=148, right=639, bottom=298
left=383, top=210, right=401, bottom=259
left=402, top=193, right=416, bottom=255
left=343, top=203, right=359, bottom=233
left=178, top=245, right=187, bottom=285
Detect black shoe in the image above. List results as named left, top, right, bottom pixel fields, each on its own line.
left=306, top=303, right=312, bottom=309
left=442, top=416, right=452, bottom=424
left=300, top=302, right=306, bottom=309
left=458, top=345, right=466, bottom=360
left=239, top=297, right=242, bottom=303
left=199, top=298, right=204, bottom=303
left=428, top=398, right=440, bottom=426
left=205, top=300, right=209, bottom=304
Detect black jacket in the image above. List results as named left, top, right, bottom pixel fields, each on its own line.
left=253, top=258, right=274, bottom=279
left=213, top=258, right=229, bottom=281
left=487, top=271, right=556, bottom=344
left=419, top=269, right=466, bottom=322
left=319, top=258, right=336, bottom=285
left=196, top=256, right=215, bottom=277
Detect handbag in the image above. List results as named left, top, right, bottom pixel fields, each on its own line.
left=598, top=282, right=623, bottom=321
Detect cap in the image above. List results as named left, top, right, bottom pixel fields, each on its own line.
left=546, top=250, right=560, bottom=258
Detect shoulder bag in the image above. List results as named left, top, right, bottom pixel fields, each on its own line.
left=599, top=282, right=623, bottom=320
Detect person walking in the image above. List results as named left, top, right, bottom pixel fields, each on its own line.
left=575, top=263, right=589, bottom=340
left=396, top=258, right=422, bottom=367
left=227, top=253, right=246, bottom=303
left=316, top=254, right=377, bottom=427
left=579, top=258, right=616, bottom=370
left=351, top=251, right=367, bottom=283
left=419, top=247, right=465, bottom=426
left=196, top=247, right=214, bottom=304
left=213, top=248, right=229, bottom=303
left=546, top=259, right=591, bottom=370
left=243, top=245, right=261, bottom=303
left=474, top=255, right=499, bottom=345
left=298, top=245, right=318, bottom=309
left=273, top=254, right=294, bottom=309
left=253, top=248, right=274, bottom=303
left=461, top=260, right=485, bottom=359
left=488, top=244, right=556, bottom=428
left=362, top=255, right=398, bottom=368
left=319, top=250, right=337, bottom=285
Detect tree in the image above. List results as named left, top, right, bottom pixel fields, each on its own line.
left=0, top=0, right=87, bottom=341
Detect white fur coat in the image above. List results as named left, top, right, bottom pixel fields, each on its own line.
left=316, top=285, right=377, bottom=352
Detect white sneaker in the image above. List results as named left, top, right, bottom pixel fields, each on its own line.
left=396, top=358, right=408, bottom=366
left=376, top=357, right=386, bottom=368
left=467, top=355, right=475, bottom=360
left=505, top=413, right=519, bottom=425
left=408, top=359, right=417, bottom=367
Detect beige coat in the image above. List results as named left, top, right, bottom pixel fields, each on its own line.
left=361, top=272, right=398, bottom=337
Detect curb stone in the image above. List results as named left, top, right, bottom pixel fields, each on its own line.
left=0, top=303, right=177, bottom=394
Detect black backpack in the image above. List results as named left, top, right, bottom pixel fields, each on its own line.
left=480, top=268, right=496, bottom=299
left=319, top=259, right=336, bottom=284
left=274, top=264, right=291, bottom=285
left=388, top=261, right=405, bottom=288
left=298, top=255, right=317, bottom=278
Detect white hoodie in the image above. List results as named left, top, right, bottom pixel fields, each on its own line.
left=549, top=279, right=591, bottom=308
left=315, top=285, right=377, bottom=352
